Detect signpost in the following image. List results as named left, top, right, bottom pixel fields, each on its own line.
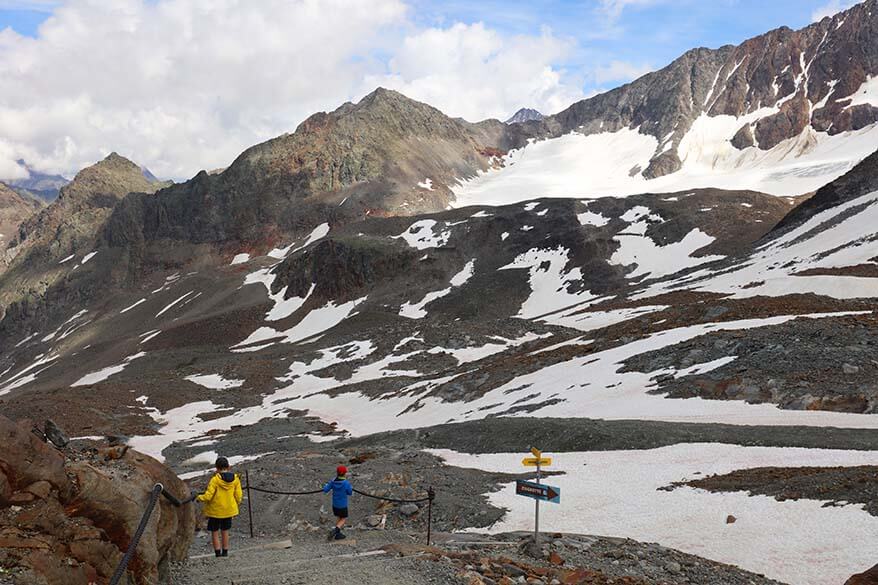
left=516, top=447, right=559, bottom=546
left=515, top=479, right=560, bottom=503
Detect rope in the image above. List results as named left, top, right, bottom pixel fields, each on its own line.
left=161, top=487, right=196, bottom=506
left=109, top=483, right=163, bottom=585
left=353, top=488, right=431, bottom=504
left=242, top=484, right=432, bottom=503
left=245, top=485, right=324, bottom=496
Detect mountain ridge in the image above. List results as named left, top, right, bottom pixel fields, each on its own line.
left=517, top=0, right=878, bottom=181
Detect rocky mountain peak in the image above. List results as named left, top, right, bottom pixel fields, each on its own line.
left=505, top=107, right=544, bottom=124
left=0, top=152, right=168, bottom=303
left=57, top=152, right=166, bottom=205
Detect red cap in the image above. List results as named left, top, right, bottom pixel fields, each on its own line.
left=336, top=465, right=347, bottom=476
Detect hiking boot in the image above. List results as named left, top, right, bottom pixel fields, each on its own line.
left=334, top=531, right=346, bottom=540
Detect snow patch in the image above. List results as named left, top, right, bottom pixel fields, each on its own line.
left=72, top=352, right=146, bottom=387
left=185, top=374, right=245, bottom=390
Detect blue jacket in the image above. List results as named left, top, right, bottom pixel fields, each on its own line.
left=323, top=477, right=353, bottom=508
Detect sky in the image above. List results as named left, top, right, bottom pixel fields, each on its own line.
left=0, top=0, right=862, bottom=181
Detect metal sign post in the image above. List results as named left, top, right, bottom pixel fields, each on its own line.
left=515, top=447, right=560, bottom=546
left=534, top=457, right=541, bottom=546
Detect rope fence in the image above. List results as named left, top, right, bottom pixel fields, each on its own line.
left=243, top=469, right=436, bottom=543
left=111, top=471, right=437, bottom=583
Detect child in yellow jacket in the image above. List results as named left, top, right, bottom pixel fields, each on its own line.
left=196, top=457, right=243, bottom=557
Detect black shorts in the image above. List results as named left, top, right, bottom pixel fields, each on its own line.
left=206, top=517, right=233, bottom=532
left=332, top=507, right=349, bottom=519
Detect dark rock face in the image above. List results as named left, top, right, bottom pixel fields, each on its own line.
left=534, top=0, right=878, bottom=178
left=272, top=238, right=420, bottom=302
left=770, top=148, right=878, bottom=235
left=0, top=415, right=194, bottom=585
left=847, top=564, right=878, bottom=585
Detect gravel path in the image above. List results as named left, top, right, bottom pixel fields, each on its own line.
left=171, top=529, right=787, bottom=585
left=170, top=530, right=459, bottom=585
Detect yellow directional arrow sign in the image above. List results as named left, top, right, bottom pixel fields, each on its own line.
left=530, top=447, right=542, bottom=458
left=522, top=457, right=552, bottom=467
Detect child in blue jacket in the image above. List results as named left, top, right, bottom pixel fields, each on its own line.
left=323, top=465, right=353, bottom=540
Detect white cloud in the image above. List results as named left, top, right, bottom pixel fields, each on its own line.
left=592, top=60, right=653, bottom=85
left=597, top=0, right=666, bottom=22
left=0, top=1, right=586, bottom=181
left=0, top=0, right=409, bottom=180
left=362, top=23, right=584, bottom=122
left=811, top=0, right=858, bottom=22
left=0, top=1, right=59, bottom=10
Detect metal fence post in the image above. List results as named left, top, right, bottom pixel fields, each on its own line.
left=245, top=469, right=254, bottom=538
left=426, top=486, right=435, bottom=545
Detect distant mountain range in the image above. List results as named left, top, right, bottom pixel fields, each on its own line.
left=5, top=160, right=69, bottom=202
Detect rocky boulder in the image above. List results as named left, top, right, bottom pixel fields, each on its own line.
left=846, top=564, right=878, bottom=585
left=0, top=415, right=194, bottom=585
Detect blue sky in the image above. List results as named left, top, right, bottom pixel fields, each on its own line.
left=0, top=0, right=861, bottom=179
left=408, top=0, right=855, bottom=87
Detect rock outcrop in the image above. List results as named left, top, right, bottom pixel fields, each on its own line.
left=0, top=415, right=194, bottom=585
left=846, top=564, right=878, bottom=585
left=0, top=152, right=168, bottom=330
left=0, top=183, right=43, bottom=247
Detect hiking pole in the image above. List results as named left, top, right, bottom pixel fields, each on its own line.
left=245, top=469, right=254, bottom=538
left=426, top=486, right=435, bottom=545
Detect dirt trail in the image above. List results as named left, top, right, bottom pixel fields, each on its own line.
left=171, top=530, right=457, bottom=585
left=171, top=528, right=787, bottom=585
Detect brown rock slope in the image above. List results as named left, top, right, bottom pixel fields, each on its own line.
left=0, top=183, right=43, bottom=247
left=0, top=415, right=194, bottom=585
left=102, top=88, right=509, bottom=258
left=0, top=152, right=167, bottom=323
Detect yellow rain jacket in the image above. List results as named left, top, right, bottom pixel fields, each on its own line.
left=197, top=471, right=243, bottom=519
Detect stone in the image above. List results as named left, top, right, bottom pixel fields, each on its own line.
left=726, top=514, right=737, bottom=524
left=43, top=420, right=69, bottom=448
left=25, top=481, right=52, bottom=500
left=0, top=535, right=51, bottom=549
left=399, top=503, right=420, bottom=517
left=0, top=414, right=194, bottom=585
left=8, top=491, right=36, bottom=504
left=843, top=363, right=860, bottom=375
left=105, top=434, right=129, bottom=446
left=502, top=564, right=527, bottom=578
left=548, top=552, right=564, bottom=566
left=0, top=469, right=11, bottom=504
left=364, top=514, right=386, bottom=528
left=665, top=561, right=682, bottom=574
left=847, top=563, right=878, bottom=585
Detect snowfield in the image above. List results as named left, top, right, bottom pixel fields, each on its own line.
left=452, top=122, right=878, bottom=205
left=130, top=311, right=878, bottom=461
left=431, top=444, right=878, bottom=585
left=643, top=189, right=878, bottom=300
